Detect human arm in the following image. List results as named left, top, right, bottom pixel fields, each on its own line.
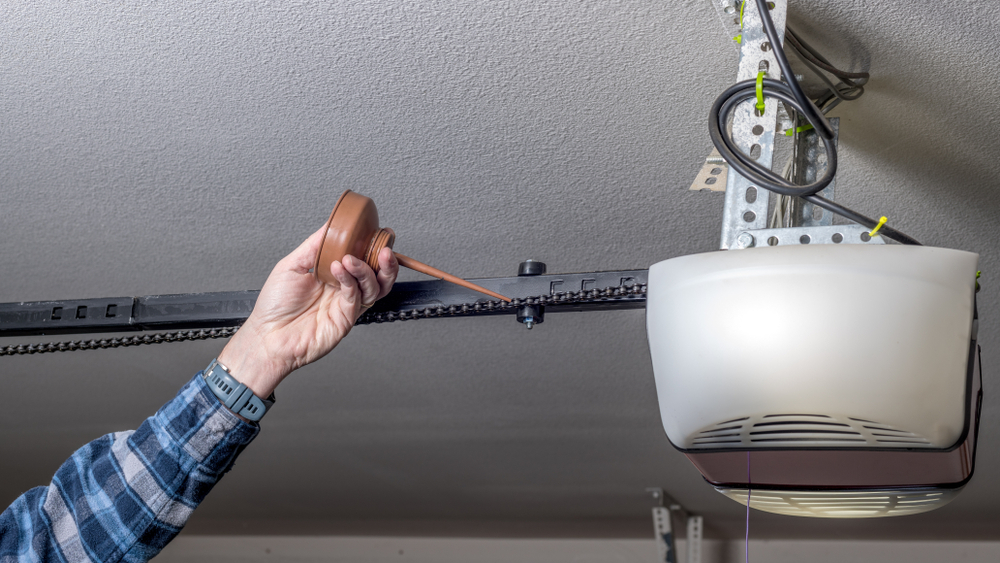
left=0, top=375, right=260, bottom=563
left=0, top=225, right=398, bottom=562
left=216, top=225, right=398, bottom=399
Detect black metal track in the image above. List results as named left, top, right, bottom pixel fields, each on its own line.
left=0, top=270, right=647, bottom=337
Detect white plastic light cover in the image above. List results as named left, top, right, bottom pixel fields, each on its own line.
left=716, top=487, right=961, bottom=519
left=646, top=245, right=978, bottom=451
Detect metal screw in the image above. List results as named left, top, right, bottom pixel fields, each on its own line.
left=524, top=317, right=534, bottom=329
left=646, top=487, right=665, bottom=507
left=735, top=232, right=756, bottom=249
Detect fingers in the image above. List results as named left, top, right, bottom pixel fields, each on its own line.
left=328, top=260, right=360, bottom=303
left=340, top=255, right=380, bottom=307
left=282, top=224, right=329, bottom=274
left=376, top=247, right=399, bottom=300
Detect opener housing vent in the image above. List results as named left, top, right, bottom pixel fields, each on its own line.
left=691, top=414, right=932, bottom=449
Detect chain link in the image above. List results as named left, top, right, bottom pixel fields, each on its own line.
left=1, top=284, right=646, bottom=356
left=357, top=283, right=647, bottom=324
left=0, top=328, right=241, bottom=357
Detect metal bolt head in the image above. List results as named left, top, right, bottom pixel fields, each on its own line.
left=518, top=260, right=547, bottom=276
left=516, top=304, right=543, bottom=328
left=735, top=232, right=756, bottom=249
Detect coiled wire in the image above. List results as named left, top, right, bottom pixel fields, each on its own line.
left=709, top=0, right=921, bottom=246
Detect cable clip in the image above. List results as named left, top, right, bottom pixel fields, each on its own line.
left=755, top=71, right=766, bottom=115
left=868, top=216, right=888, bottom=237
left=733, top=3, right=746, bottom=44
left=784, top=124, right=814, bottom=136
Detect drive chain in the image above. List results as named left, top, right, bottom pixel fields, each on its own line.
left=0, top=328, right=241, bottom=357
left=1, top=284, right=646, bottom=356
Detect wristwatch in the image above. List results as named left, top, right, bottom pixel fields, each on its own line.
left=203, top=358, right=275, bottom=422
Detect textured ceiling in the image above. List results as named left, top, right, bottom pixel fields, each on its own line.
left=2, top=0, right=1000, bottom=540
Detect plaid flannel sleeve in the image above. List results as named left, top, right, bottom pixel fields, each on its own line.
left=0, top=372, right=260, bottom=563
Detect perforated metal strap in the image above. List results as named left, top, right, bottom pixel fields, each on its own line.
left=204, top=358, right=275, bottom=422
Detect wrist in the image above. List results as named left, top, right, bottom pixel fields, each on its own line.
left=203, top=358, right=276, bottom=423
left=218, top=321, right=291, bottom=398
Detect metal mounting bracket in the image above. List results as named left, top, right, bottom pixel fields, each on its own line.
left=792, top=119, right=838, bottom=227
left=719, top=0, right=787, bottom=250
left=647, top=488, right=702, bottom=563
left=652, top=506, right=677, bottom=563
left=686, top=515, right=704, bottom=563
left=734, top=224, right=885, bottom=249
left=716, top=0, right=883, bottom=250
left=704, top=0, right=746, bottom=54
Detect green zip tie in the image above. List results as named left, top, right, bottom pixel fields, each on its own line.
left=977, top=270, right=981, bottom=292
left=734, top=2, right=746, bottom=43
left=784, top=124, right=814, bottom=136
left=755, top=71, right=766, bottom=114
left=868, top=216, right=888, bottom=237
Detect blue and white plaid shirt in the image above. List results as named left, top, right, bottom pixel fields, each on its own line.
left=0, top=373, right=259, bottom=563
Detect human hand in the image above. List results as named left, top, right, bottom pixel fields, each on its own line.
left=217, top=225, right=398, bottom=399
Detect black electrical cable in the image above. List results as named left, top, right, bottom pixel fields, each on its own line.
left=786, top=41, right=865, bottom=102
left=785, top=27, right=869, bottom=82
left=803, top=194, right=922, bottom=246
left=783, top=28, right=868, bottom=111
left=709, top=0, right=921, bottom=246
left=709, top=78, right=838, bottom=197
left=755, top=0, right=833, bottom=140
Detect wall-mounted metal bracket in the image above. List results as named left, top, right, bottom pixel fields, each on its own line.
left=717, top=2, right=875, bottom=250
left=647, top=487, right=702, bottom=563
left=689, top=148, right=729, bottom=192
left=686, top=515, right=704, bottom=563
left=791, top=119, right=838, bottom=227
left=719, top=0, right=787, bottom=250
left=704, top=0, right=746, bottom=54
left=734, top=224, right=886, bottom=248
left=652, top=506, right=677, bottom=563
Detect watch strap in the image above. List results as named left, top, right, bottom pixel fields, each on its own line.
left=204, top=358, right=275, bottom=422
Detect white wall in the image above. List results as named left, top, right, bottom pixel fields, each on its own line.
left=157, top=536, right=1000, bottom=563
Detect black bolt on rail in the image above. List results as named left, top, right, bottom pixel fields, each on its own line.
left=516, top=260, right=547, bottom=329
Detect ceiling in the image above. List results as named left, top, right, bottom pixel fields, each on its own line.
left=2, top=0, right=999, bottom=540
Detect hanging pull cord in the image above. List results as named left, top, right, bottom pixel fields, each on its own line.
left=745, top=451, right=751, bottom=563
